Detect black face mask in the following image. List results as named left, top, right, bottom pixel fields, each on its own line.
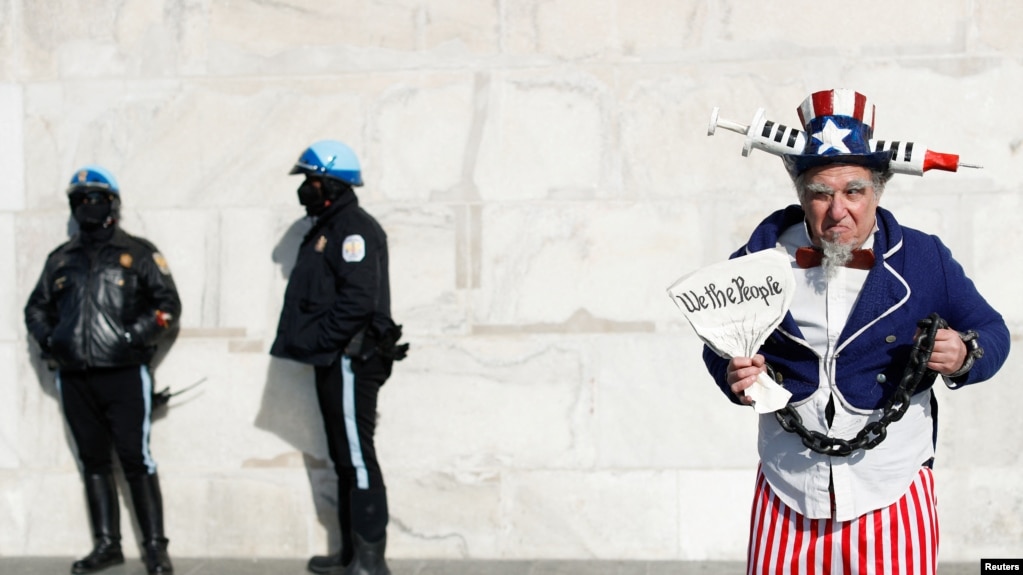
left=297, top=180, right=329, bottom=217
left=70, top=191, right=114, bottom=231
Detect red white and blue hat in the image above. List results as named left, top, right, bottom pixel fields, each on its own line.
left=782, top=89, right=894, bottom=176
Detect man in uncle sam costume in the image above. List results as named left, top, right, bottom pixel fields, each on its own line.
left=697, top=89, right=1009, bottom=574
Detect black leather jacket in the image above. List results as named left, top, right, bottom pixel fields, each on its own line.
left=271, top=191, right=395, bottom=367
left=24, top=227, right=182, bottom=370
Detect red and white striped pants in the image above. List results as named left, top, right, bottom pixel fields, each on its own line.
left=747, top=466, right=939, bottom=575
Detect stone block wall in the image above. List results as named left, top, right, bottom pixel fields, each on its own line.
left=2, top=0, right=1021, bottom=562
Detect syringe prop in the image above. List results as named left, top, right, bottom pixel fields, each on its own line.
left=924, top=151, right=982, bottom=173
left=709, top=107, right=983, bottom=176
left=708, top=107, right=807, bottom=158
left=709, top=107, right=765, bottom=157
left=873, top=141, right=984, bottom=176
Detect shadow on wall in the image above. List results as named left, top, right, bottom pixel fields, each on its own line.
left=271, top=217, right=312, bottom=279
left=255, top=215, right=343, bottom=553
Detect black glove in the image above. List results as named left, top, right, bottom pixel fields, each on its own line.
left=348, top=323, right=410, bottom=362
left=40, top=335, right=53, bottom=357
left=377, top=324, right=409, bottom=361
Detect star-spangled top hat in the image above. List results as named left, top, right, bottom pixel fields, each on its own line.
left=782, top=89, right=894, bottom=176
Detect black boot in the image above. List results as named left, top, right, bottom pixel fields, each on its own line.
left=127, top=473, right=173, bottom=574
left=341, top=533, right=390, bottom=575
left=307, top=551, right=347, bottom=574
left=142, top=539, right=173, bottom=575
left=308, top=476, right=358, bottom=575
left=342, top=489, right=390, bottom=575
left=72, top=472, right=125, bottom=574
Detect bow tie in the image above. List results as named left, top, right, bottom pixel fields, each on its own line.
left=795, top=246, right=875, bottom=270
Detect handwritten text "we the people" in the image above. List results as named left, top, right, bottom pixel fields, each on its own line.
left=674, top=275, right=784, bottom=313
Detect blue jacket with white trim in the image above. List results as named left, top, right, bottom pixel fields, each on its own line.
left=703, top=205, right=1010, bottom=410
left=271, top=190, right=394, bottom=367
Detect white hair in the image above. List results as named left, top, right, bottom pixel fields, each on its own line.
left=819, top=234, right=853, bottom=280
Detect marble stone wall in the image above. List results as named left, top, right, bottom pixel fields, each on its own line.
left=2, top=0, right=1022, bottom=562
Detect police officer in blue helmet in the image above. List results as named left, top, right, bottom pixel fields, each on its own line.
left=25, top=165, right=181, bottom=574
left=271, top=140, right=408, bottom=575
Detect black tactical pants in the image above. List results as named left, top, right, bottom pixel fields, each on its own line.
left=58, top=365, right=158, bottom=480
left=314, top=354, right=391, bottom=552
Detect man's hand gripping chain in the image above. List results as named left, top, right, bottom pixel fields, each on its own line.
left=773, top=313, right=971, bottom=457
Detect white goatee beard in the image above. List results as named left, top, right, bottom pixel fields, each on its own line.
left=819, top=233, right=854, bottom=280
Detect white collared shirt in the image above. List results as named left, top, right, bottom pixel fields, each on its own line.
left=760, top=223, right=934, bottom=521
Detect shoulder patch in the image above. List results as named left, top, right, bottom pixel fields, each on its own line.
left=342, top=234, right=366, bottom=263
left=152, top=252, right=171, bottom=275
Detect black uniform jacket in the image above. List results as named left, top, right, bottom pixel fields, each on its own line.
left=24, top=227, right=182, bottom=370
left=271, top=191, right=394, bottom=367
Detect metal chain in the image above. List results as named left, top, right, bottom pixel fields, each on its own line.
left=772, top=313, right=947, bottom=457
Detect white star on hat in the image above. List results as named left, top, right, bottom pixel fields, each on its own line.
left=811, top=119, right=852, bottom=154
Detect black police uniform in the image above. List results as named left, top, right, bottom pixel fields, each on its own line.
left=24, top=224, right=181, bottom=574
left=271, top=188, right=404, bottom=570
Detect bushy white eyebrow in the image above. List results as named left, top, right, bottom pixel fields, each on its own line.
left=845, top=179, right=872, bottom=191
left=805, top=179, right=873, bottom=196
left=805, top=182, right=834, bottom=195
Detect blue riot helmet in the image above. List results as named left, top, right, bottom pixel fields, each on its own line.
left=290, top=140, right=364, bottom=187
left=291, top=140, right=363, bottom=217
left=67, top=164, right=120, bottom=195
left=67, top=164, right=121, bottom=230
